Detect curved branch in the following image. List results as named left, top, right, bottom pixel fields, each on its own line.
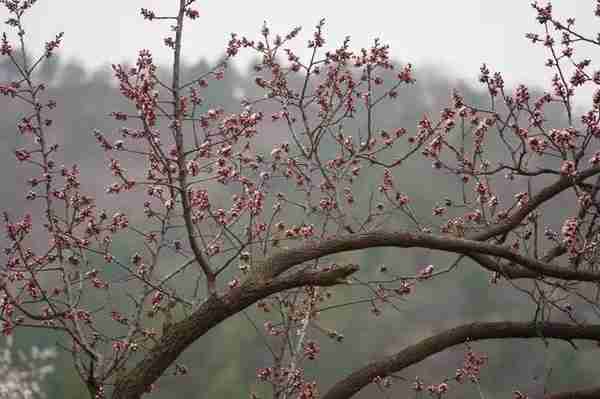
left=466, top=243, right=569, bottom=280
left=472, top=165, right=600, bottom=242
left=466, top=253, right=537, bottom=279
left=112, top=264, right=359, bottom=399
left=262, top=230, right=600, bottom=282
left=322, top=321, right=600, bottom=399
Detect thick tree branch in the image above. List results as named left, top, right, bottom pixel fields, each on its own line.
left=112, top=264, right=358, bottom=399
left=321, top=321, right=600, bottom=399
left=466, top=242, right=571, bottom=280
left=546, top=385, right=600, bottom=399
left=261, top=230, right=600, bottom=282
left=467, top=253, right=537, bottom=279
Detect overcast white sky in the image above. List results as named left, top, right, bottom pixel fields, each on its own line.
left=3, top=1, right=599, bottom=100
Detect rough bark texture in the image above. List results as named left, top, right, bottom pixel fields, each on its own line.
left=321, top=321, right=600, bottom=399
left=112, top=265, right=358, bottom=398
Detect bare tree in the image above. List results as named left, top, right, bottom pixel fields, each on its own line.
left=2, top=1, right=600, bottom=398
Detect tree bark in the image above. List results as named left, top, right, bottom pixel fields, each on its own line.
left=545, top=385, right=600, bottom=399
left=322, top=321, right=600, bottom=399
left=112, top=265, right=358, bottom=398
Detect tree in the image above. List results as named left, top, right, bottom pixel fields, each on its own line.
left=2, top=0, right=600, bottom=398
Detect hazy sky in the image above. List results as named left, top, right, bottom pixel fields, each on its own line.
left=3, top=1, right=598, bottom=99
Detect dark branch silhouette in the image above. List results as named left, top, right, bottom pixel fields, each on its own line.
left=322, top=321, right=600, bottom=399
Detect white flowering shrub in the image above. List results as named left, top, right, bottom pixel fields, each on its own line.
left=0, top=337, right=56, bottom=399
